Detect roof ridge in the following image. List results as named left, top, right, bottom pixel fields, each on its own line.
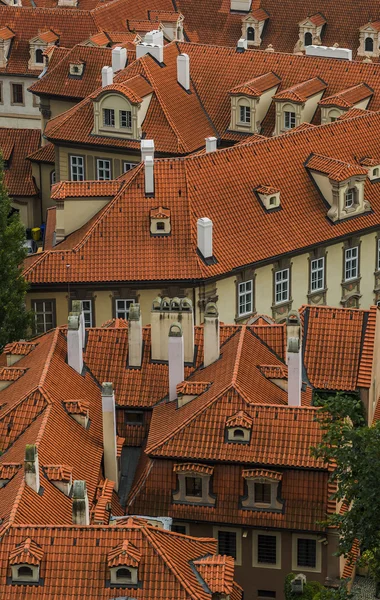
left=38, top=329, right=61, bottom=388
left=231, top=326, right=246, bottom=386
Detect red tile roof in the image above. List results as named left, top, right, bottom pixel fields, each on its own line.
left=0, top=367, right=26, bottom=382
left=173, top=462, right=214, bottom=475
left=108, top=538, right=141, bottom=566
left=305, top=13, right=327, bottom=27
left=229, top=72, right=281, bottom=97
left=273, top=77, right=327, bottom=103
left=51, top=179, right=122, bottom=199
left=338, top=108, right=371, bottom=120
left=319, top=83, right=373, bottom=108
left=358, top=305, right=377, bottom=388
left=193, top=554, right=234, bottom=595
left=177, top=381, right=209, bottom=396
left=242, top=468, right=283, bottom=481
left=306, top=153, right=368, bottom=182
left=226, top=410, right=253, bottom=429
left=45, top=464, right=73, bottom=482
left=8, top=537, right=44, bottom=566
left=0, top=128, right=40, bottom=197
left=27, top=142, right=55, bottom=165
left=0, top=27, right=14, bottom=41
left=259, top=365, right=288, bottom=380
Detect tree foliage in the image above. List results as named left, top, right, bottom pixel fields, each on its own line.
left=0, top=159, right=32, bottom=349
left=312, top=392, right=380, bottom=583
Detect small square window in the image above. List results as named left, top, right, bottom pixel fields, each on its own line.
left=185, top=476, right=202, bottom=497
left=125, top=411, right=143, bottom=425
left=115, top=298, right=134, bottom=319
left=156, top=222, right=165, bottom=231
left=254, top=482, right=271, bottom=504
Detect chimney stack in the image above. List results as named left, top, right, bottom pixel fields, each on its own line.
left=112, top=46, right=127, bottom=72
left=237, top=37, right=248, bottom=52
left=177, top=53, right=190, bottom=91
left=197, top=218, right=213, bottom=260
left=67, top=315, right=83, bottom=374
left=101, top=382, right=119, bottom=491
left=72, top=480, right=90, bottom=525
left=128, top=304, right=143, bottom=368
left=205, top=137, right=217, bottom=153
left=71, top=300, right=85, bottom=349
left=286, top=311, right=302, bottom=407
left=101, top=65, right=113, bottom=87
left=24, top=444, right=40, bottom=493
left=136, top=30, right=164, bottom=63
left=141, top=139, right=154, bottom=163
left=168, top=322, right=184, bottom=401
left=204, top=302, right=220, bottom=367
left=144, top=156, right=154, bottom=195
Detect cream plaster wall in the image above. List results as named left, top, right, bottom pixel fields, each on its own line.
left=138, top=288, right=165, bottom=326
left=56, top=197, right=110, bottom=239
left=50, top=98, right=77, bottom=120
left=94, top=290, right=114, bottom=326
left=361, top=232, right=376, bottom=303
left=216, top=275, right=236, bottom=323
left=325, top=241, right=343, bottom=306
left=290, top=254, right=309, bottom=308
left=255, top=264, right=273, bottom=314
left=57, top=145, right=139, bottom=182
left=0, top=75, right=40, bottom=129
left=302, top=92, right=325, bottom=124
left=26, top=290, right=69, bottom=326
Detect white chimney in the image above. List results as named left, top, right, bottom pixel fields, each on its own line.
left=101, top=382, right=119, bottom=491
left=177, top=53, right=190, bottom=91
left=145, top=30, right=163, bottom=46
left=128, top=304, right=143, bottom=368
left=141, top=139, right=154, bottom=163
left=287, top=311, right=302, bottom=407
left=67, top=315, right=83, bottom=374
left=24, top=444, right=40, bottom=493
left=71, top=300, right=85, bottom=349
left=168, top=322, right=184, bottom=401
left=237, top=37, right=248, bottom=51
left=72, top=480, right=90, bottom=525
left=197, top=218, right=213, bottom=259
left=101, top=65, right=113, bottom=87
left=204, top=302, right=220, bottom=367
left=205, top=137, right=217, bottom=153
left=136, top=31, right=164, bottom=63
left=144, top=156, right=154, bottom=195
left=112, top=46, right=127, bottom=72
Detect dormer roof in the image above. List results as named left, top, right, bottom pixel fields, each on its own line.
left=9, top=538, right=44, bottom=566
left=108, top=540, right=142, bottom=567
left=273, top=77, right=327, bottom=103
left=149, top=10, right=184, bottom=23
left=44, top=464, right=73, bottom=482
left=242, top=468, right=283, bottom=480
left=176, top=381, right=210, bottom=396
left=150, top=206, right=170, bottom=219
left=255, top=184, right=280, bottom=195
left=0, top=367, right=26, bottom=382
left=242, top=8, right=269, bottom=22
left=229, top=72, right=281, bottom=97
left=0, top=463, right=21, bottom=481
left=226, top=410, right=253, bottom=429
left=360, top=156, right=379, bottom=167
left=259, top=364, right=288, bottom=379
left=31, top=29, right=59, bottom=44
left=306, top=153, right=368, bottom=182
left=193, top=554, right=235, bottom=595
left=319, top=83, right=373, bottom=108
left=360, top=20, right=380, bottom=32
left=173, top=463, right=214, bottom=475
left=63, top=399, right=90, bottom=416
left=0, top=26, right=14, bottom=41
left=4, top=341, right=37, bottom=357
left=299, top=13, right=326, bottom=27
left=92, top=75, right=153, bottom=104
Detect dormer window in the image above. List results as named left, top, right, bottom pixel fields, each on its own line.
left=241, top=469, right=284, bottom=511
left=69, top=61, right=85, bottom=78
left=9, top=538, right=43, bottom=584
left=359, top=157, right=380, bottom=181
left=358, top=21, right=380, bottom=57
left=365, top=37, right=374, bottom=52
left=241, top=10, right=269, bottom=47
left=35, top=48, right=44, bottom=63
left=274, top=78, right=327, bottom=135
left=304, top=32, right=312, bottom=46
left=284, top=110, right=295, bottom=129
left=17, top=566, right=34, bottom=579
left=28, top=31, right=59, bottom=70
left=254, top=185, right=281, bottom=211
left=345, top=188, right=356, bottom=209
left=296, top=13, right=326, bottom=51
left=120, top=110, right=132, bottom=129
left=239, top=105, right=251, bottom=124
left=226, top=411, right=253, bottom=443
left=229, top=72, right=281, bottom=134
left=150, top=206, right=171, bottom=235
left=173, top=463, right=216, bottom=506
left=116, top=567, right=132, bottom=581
left=108, top=540, right=140, bottom=587
left=103, top=108, right=115, bottom=127
left=247, top=27, right=254, bottom=41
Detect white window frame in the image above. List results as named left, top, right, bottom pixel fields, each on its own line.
left=239, top=105, right=251, bottom=124
left=123, top=162, right=137, bottom=173
left=310, top=257, right=324, bottom=292
left=377, top=238, right=380, bottom=271
left=238, top=280, right=253, bottom=316
left=292, top=534, right=321, bottom=573
left=79, top=300, right=93, bottom=328
left=344, top=246, right=359, bottom=281
left=70, top=155, right=84, bottom=181
left=115, top=298, right=134, bottom=319
left=213, top=526, right=242, bottom=566
left=345, top=188, right=355, bottom=209
left=120, top=110, right=132, bottom=129
left=275, top=268, right=289, bottom=304
left=96, top=158, right=111, bottom=181
left=253, top=531, right=282, bottom=570
left=284, top=111, right=296, bottom=129
left=32, top=299, right=55, bottom=334
left=103, top=108, right=115, bottom=127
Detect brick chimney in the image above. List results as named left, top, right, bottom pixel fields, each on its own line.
left=72, top=480, right=90, bottom=525
left=24, top=444, right=40, bottom=493
left=177, top=53, right=190, bottom=91
left=112, top=46, right=127, bottom=72
left=168, top=322, right=184, bottom=401
left=71, top=300, right=85, bottom=348
left=101, top=65, right=113, bottom=87
left=67, top=315, right=83, bottom=374
left=101, top=382, right=119, bottom=491
left=287, top=311, right=302, bottom=407
left=128, top=304, right=143, bottom=368
left=204, top=302, right=220, bottom=367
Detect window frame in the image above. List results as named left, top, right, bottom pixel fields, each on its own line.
left=239, top=104, right=251, bottom=125
left=123, top=161, right=137, bottom=173
left=253, top=531, right=282, bottom=569
left=79, top=299, right=94, bottom=328
left=238, top=279, right=253, bottom=317
left=377, top=238, right=380, bottom=272
left=284, top=110, right=296, bottom=130
left=35, top=48, right=44, bottom=64
left=124, top=410, right=144, bottom=425
left=120, top=109, right=132, bottom=129
left=96, top=158, right=112, bottom=181
left=114, top=298, right=135, bottom=320
left=11, top=82, right=24, bottom=106
left=50, top=170, right=56, bottom=187
left=102, top=108, right=115, bottom=128
left=213, top=527, right=242, bottom=565
left=32, top=299, right=56, bottom=334
left=344, top=246, right=359, bottom=281
left=171, top=522, right=190, bottom=535
left=292, top=534, right=321, bottom=573
left=274, top=268, right=290, bottom=304
left=310, top=256, right=325, bottom=292
left=344, top=187, right=356, bottom=209
left=69, top=155, right=85, bottom=181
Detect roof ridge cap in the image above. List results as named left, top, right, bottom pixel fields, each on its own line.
left=231, top=326, right=246, bottom=386
left=38, top=329, right=60, bottom=388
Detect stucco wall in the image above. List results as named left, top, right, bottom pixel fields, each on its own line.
left=0, top=75, right=40, bottom=128
left=57, top=145, right=139, bottom=182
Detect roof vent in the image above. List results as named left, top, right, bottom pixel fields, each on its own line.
left=141, top=139, right=154, bottom=163
left=237, top=37, right=248, bottom=51
left=144, top=156, right=154, bottom=195
left=205, top=137, right=217, bottom=153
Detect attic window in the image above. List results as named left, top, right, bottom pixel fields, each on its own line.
left=69, top=62, right=85, bottom=77
left=365, top=37, right=374, bottom=52
left=345, top=188, right=356, bottom=209
left=116, top=568, right=132, bottom=580
left=304, top=32, right=312, bottom=46
left=103, top=108, right=115, bottom=127
left=120, top=110, right=132, bottom=129
left=156, top=221, right=165, bottom=231
left=254, top=482, right=271, bottom=504
left=35, top=49, right=44, bottom=63
left=284, top=111, right=295, bottom=129
left=232, top=428, right=245, bottom=439
left=247, top=27, right=254, bottom=40
left=255, top=185, right=281, bottom=211
left=173, top=463, right=215, bottom=506
left=239, top=105, right=251, bottom=124
left=185, top=476, right=202, bottom=497
left=18, top=566, right=33, bottom=579
left=226, top=411, right=253, bottom=443
left=374, top=168, right=379, bottom=177
left=150, top=206, right=171, bottom=235
left=269, top=196, right=276, bottom=206
left=241, top=470, right=284, bottom=511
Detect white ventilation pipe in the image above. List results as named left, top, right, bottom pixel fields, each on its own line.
left=144, top=156, right=154, bottom=195
left=205, top=137, right=217, bottom=153
left=67, top=315, right=83, bottom=374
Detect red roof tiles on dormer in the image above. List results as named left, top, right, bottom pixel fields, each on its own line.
left=194, top=554, right=234, bottom=595
left=173, top=463, right=214, bottom=475
left=63, top=399, right=90, bottom=416
left=150, top=206, right=170, bottom=219
left=0, top=367, right=26, bottom=382
left=45, top=464, right=73, bottom=482
left=27, top=142, right=55, bottom=165
left=0, top=463, right=21, bottom=481
left=250, top=7, right=269, bottom=21
left=226, top=410, right=253, bottom=429
left=306, top=153, right=368, bottom=182
left=242, top=468, right=282, bottom=481
left=108, top=539, right=142, bottom=567
left=177, top=381, right=210, bottom=396
left=255, top=184, right=280, bottom=195
left=9, top=538, right=44, bottom=566
left=51, top=180, right=122, bottom=200
left=0, top=27, right=14, bottom=41
left=229, top=72, right=280, bottom=97
left=273, top=77, right=327, bottom=103
left=38, top=29, right=59, bottom=43
left=338, top=108, right=371, bottom=120
left=3, top=341, right=37, bottom=357
left=319, top=83, right=373, bottom=108
left=259, top=364, right=288, bottom=380
left=302, top=13, right=326, bottom=27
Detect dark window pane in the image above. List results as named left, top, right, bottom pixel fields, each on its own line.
left=258, top=592, right=276, bottom=598
left=185, top=476, right=202, bottom=497
left=257, top=535, right=277, bottom=564
left=125, top=411, right=143, bottom=425
left=218, top=530, right=237, bottom=559
left=12, top=84, right=23, bottom=104
left=254, top=482, right=271, bottom=503
left=172, top=524, right=187, bottom=534
left=297, top=538, right=316, bottom=568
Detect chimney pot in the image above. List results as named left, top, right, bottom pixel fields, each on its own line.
left=286, top=311, right=302, bottom=407
left=237, top=37, right=248, bottom=51
left=101, top=382, right=119, bottom=490
left=67, top=314, right=83, bottom=374
left=112, top=46, right=127, bottom=72
left=168, top=322, right=184, bottom=401
left=128, top=304, right=143, bottom=368
left=141, top=139, right=154, bottom=163
left=197, top=218, right=213, bottom=259
left=144, top=156, right=154, bottom=195
left=101, top=65, right=113, bottom=87
left=204, top=302, right=220, bottom=367
left=177, top=53, right=190, bottom=91
left=72, top=480, right=90, bottom=525
left=136, top=31, right=164, bottom=63
left=24, top=444, right=40, bottom=493
left=205, top=137, right=217, bottom=153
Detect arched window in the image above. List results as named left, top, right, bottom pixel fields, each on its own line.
left=365, top=37, right=374, bottom=52
left=116, top=568, right=132, bottom=580
left=345, top=188, right=356, bottom=209
left=18, top=566, right=33, bottom=579
left=304, top=32, right=312, bottom=46
left=233, top=429, right=245, bottom=439
left=35, top=48, right=44, bottom=64
left=247, top=27, right=255, bottom=41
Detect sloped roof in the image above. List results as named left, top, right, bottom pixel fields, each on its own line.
left=27, top=142, right=55, bottom=165
left=229, top=72, right=281, bottom=97
left=273, top=77, right=327, bottom=103
left=0, top=128, right=40, bottom=197
left=319, top=83, right=373, bottom=109
left=193, top=555, right=234, bottom=595
left=306, top=153, right=368, bottom=182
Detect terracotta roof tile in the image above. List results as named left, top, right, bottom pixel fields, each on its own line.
left=0, top=368, right=26, bottom=382
left=0, top=27, right=14, bottom=41
left=150, top=206, right=170, bottom=218
left=242, top=468, right=283, bottom=481
left=108, top=539, right=141, bottom=566
left=0, top=463, right=21, bottom=481
left=3, top=341, right=37, bottom=356
left=51, top=180, right=122, bottom=199
left=255, top=184, right=280, bottom=194
left=173, top=462, right=214, bottom=475
left=338, top=108, right=371, bottom=120
left=319, top=83, right=373, bottom=108
left=305, top=13, right=327, bottom=26
left=229, top=72, right=281, bottom=97
left=250, top=8, right=269, bottom=21
left=226, top=410, right=253, bottom=429
left=177, top=381, right=210, bottom=396
left=358, top=305, right=377, bottom=388
left=0, top=128, right=40, bottom=197
left=273, top=77, right=327, bottom=103
left=44, top=464, right=73, bottom=482
left=194, top=554, right=234, bottom=595
left=8, top=537, right=44, bottom=566
left=306, top=153, right=368, bottom=182
left=27, top=142, right=55, bottom=164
